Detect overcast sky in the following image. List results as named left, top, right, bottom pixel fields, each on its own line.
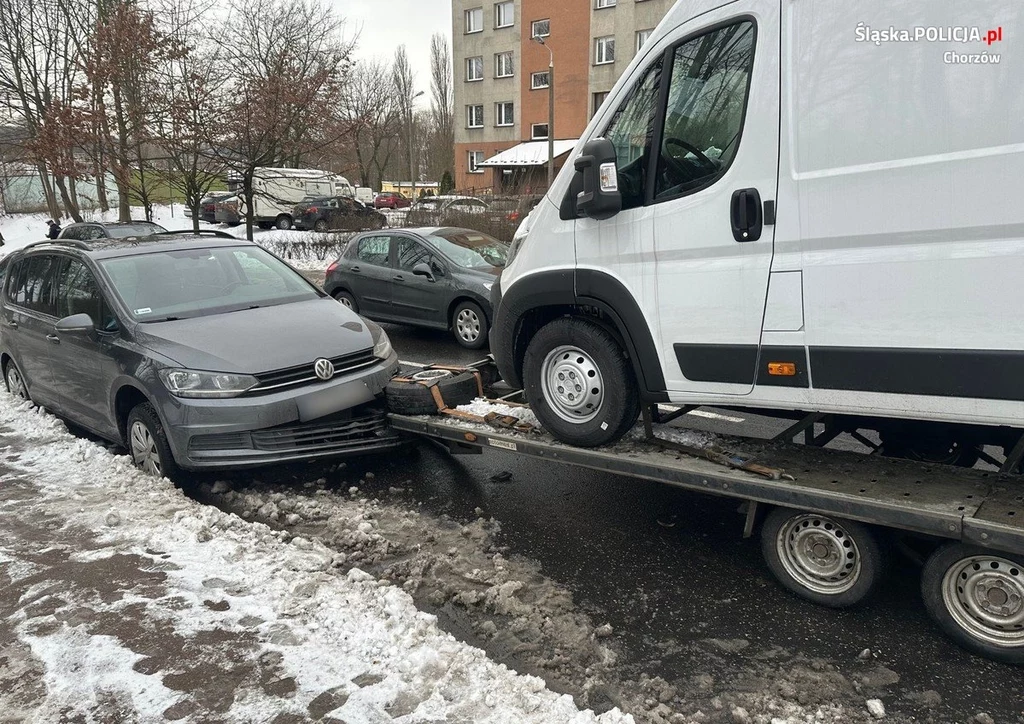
left=337, top=0, right=453, bottom=108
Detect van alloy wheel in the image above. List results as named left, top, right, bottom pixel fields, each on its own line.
left=942, top=554, right=1024, bottom=648
left=130, top=420, right=162, bottom=476
left=540, top=345, right=605, bottom=424
left=5, top=363, right=27, bottom=400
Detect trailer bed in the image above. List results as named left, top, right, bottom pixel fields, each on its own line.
left=389, top=413, right=1024, bottom=555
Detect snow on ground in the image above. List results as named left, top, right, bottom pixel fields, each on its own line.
left=0, top=393, right=634, bottom=724
left=456, top=398, right=543, bottom=429
left=0, top=204, right=346, bottom=273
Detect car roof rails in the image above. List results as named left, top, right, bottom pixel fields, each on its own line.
left=157, top=229, right=238, bottom=239
left=19, top=239, right=93, bottom=252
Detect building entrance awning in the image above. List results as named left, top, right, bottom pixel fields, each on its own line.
left=477, top=139, right=578, bottom=167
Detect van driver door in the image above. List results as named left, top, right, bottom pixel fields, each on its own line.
left=650, top=2, right=781, bottom=396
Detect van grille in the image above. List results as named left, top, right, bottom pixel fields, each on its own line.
left=247, top=349, right=377, bottom=394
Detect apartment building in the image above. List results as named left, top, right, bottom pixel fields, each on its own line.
left=452, top=0, right=674, bottom=193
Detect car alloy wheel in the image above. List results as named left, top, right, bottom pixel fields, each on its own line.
left=5, top=362, right=27, bottom=400
left=456, top=308, right=481, bottom=344
left=130, top=420, right=162, bottom=476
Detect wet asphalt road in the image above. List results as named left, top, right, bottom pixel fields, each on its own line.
left=354, top=324, right=1024, bottom=723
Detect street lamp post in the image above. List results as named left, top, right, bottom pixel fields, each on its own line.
left=409, top=90, right=425, bottom=200
left=532, top=35, right=555, bottom=188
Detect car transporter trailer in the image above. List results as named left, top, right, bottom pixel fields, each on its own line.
left=386, top=369, right=1024, bottom=665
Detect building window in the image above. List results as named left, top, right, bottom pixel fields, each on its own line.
left=495, top=102, right=514, bottom=127
left=495, top=51, right=514, bottom=78
left=494, top=1, right=514, bottom=28
left=592, top=91, right=609, bottom=117
left=531, top=19, right=550, bottom=38
left=465, top=7, right=483, bottom=33
left=466, top=56, right=483, bottom=82
left=531, top=123, right=549, bottom=140
left=595, top=36, right=615, bottom=65
left=468, top=151, right=485, bottom=174
left=596, top=0, right=616, bottom=8
left=636, top=29, right=653, bottom=51
left=531, top=71, right=550, bottom=89
left=467, top=105, right=484, bottom=128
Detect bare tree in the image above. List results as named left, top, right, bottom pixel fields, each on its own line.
left=428, top=33, right=454, bottom=182
left=201, top=0, right=354, bottom=240
left=392, top=45, right=416, bottom=190
left=341, top=60, right=402, bottom=190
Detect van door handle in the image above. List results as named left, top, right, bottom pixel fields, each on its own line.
left=46, top=334, right=60, bottom=344
left=730, top=188, right=763, bottom=242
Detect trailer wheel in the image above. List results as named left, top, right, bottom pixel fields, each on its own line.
left=921, top=543, right=1024, bottom=663
left=385, top=369, right=480, bottom=416
left=761, top=508, right=885, bottom=608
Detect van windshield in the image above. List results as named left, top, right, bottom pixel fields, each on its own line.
left=100, top=246, right=318, bottom=321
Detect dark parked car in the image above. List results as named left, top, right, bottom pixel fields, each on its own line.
left=215, top=196, right=242, bottom=225
left=59, top=221, right=167, bottom=241
left=0, top=234, right=400, bottom=478
left=373, top=192, right=412, bottom=210
left=293, top=196, right=386, bottom=232
left=194, top=191, right=234, bottom=224
left=323, top=227, right=507, bottom=349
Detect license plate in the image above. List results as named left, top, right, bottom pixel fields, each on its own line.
left=296, top=381, right=375, bottom=422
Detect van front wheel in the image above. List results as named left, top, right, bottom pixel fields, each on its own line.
left=523, top=317, right=640, bottom=447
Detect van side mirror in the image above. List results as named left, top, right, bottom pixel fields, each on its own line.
left=573, top=138, right=622, bottom=221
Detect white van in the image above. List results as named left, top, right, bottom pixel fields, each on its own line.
left=492, top=0, right=1022, bottom=462
left=227, top=168, right=354, bottom=230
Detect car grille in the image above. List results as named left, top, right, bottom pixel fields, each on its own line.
left=247, top=349, right=377, bottom=394
left=188, top=407, right=391, bottom=454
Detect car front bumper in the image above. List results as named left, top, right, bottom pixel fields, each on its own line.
left=159, top=354, right=401, bottom=470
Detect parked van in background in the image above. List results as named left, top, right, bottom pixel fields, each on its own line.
left=492, top=0, right=1022, bottom=462
left=226, top=168, right=355, bottom=230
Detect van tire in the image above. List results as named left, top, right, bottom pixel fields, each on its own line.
left=385, top=370, right=481, bottom=415
left=275, top=214, right=292, bottom=231
left=522, top=317, right=639, bottom=447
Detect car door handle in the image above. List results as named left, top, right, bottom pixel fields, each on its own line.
left=393, top=274, right=405, bottom=282
left=350, top=265, right=361, bottom=273
left=6, top=320, right=17, bottom=329
left=46, top=334, right=60, bottom=344
left=730, top=187, right=763, bottom=242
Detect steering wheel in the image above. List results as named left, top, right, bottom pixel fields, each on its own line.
left=662, top=137, right=718, bottom=180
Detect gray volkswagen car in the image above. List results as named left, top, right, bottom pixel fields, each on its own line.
left=323, top=227, right=507, bottom=349
left=0, top=233, right=400, bottom=479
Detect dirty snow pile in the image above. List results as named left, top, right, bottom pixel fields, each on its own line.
left=0, top=394, right=633, bottom=724
left=456, top=397, right=544, bottom=429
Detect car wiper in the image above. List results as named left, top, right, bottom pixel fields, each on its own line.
left=224, top=304, right=262, bottom=314
left=144, top=316, right=185, bottom=322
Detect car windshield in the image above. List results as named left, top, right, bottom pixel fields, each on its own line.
left=424, top=230, right=508, bottom=270
left=99, top=245, right=318, bottom=321
left=106, top=223, right=167, bottom=239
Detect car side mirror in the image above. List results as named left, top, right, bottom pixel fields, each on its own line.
left=573, top=138, right=622, bottom=221
left=412, top=262, right=436, bottom=282
left=55, top=313, right=95, bottom=335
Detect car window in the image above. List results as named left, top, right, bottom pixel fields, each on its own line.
left=79, top=226, right=107, bottom=240
left=654, top=21, right=755, bottom=200
left=395, top=238, right=432, bottom=272
left=424, top=230, right=507, bottom=270
left=100, top=246, right=317, bottom=321
left=11, top=255, right=60, bottom=316
left=56, top=258, right=117, bottom=331
left=603, top=56, right=664, bottom=210
left=59, top=227, right=80, bottom=241
left=356, top=236, right=390, bottom=266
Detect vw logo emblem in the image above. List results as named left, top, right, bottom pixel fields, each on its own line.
left=314, top=358, right=335, bottom=381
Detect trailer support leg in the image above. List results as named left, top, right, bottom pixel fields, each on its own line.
left=742, top=501, right=760, bottom=539
left=772, top=412, right=825, bottom=444
left=1000, top=432, right=1024, bottom=474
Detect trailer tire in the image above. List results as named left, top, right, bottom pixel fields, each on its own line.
left=385, top=369, right=480, bottom=416
left=761, top=508, right=885, bottom=608
left=921, top=543, right=1024, bottom=663
left=522, top=317, right=639, bottom=447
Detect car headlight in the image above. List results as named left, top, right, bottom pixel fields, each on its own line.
left=371, top=327, right=393, bottom=360
left=158, top=368, right=258, bottom=398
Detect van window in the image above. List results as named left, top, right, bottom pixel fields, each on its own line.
left=56, top=259, right=117, bottom=331
left=11, top=255, right=59, bottom=316
left=602, top=58, right=664, bottom=210
left=654, top=21, right=755, bottom=200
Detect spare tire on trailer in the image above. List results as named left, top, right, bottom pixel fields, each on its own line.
left=385, top=369, right=482, bottom=415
